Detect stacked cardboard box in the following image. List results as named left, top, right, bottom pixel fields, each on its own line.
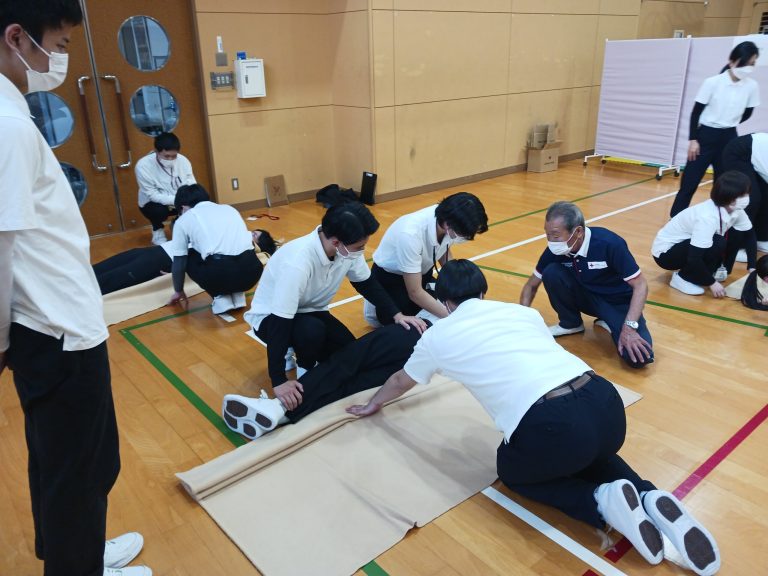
left=527, top=123, right=561, bottom=173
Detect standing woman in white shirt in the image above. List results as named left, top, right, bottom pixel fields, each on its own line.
left=669, top=42, right=760, bottom=217
left=135, top=131, right=196, bottom=245
left=653, top=171, right=757, bottom=297
left=167, top=184, right=263, bottom=315
left=721, top=132, right=768, bottom=254
left=368, top=192, right=488, bottom=324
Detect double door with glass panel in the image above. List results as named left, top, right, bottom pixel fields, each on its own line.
left=28, top=0, right=210, bottom=236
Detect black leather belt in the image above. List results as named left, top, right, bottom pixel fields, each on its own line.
left=206, top=253, right=239, bottom=261
left=534, top=371, right=594, bottom=405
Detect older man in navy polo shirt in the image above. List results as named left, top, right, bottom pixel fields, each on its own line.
left=520, top=201, right=654, bottom=368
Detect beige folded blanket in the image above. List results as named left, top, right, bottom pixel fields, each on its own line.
left=102, top=274, right=205, bottom=326
left=177, top=377, right=641, bottom=576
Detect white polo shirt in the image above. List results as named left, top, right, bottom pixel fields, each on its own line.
left=244, top=226, right=371, bottom=330
left=403, top=299, right=591, bottom=441
left=750, top=132, right=768, bottom=183
left=0, top=73, right=107, bottom=352
left=168, top=201, right=253, bottom=259
left=373, top=204, right=453, bottom=274
left=135, top=151, right=195, bottom=207
left=652, top=199, right=752, bottom=257
left=696, top=71, right=760, bottom=129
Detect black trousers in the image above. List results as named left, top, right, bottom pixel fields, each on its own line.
left=93, top=245, right=171, bottom=295
left=670, top=125, right=738, bottom=217
left=370, top=263, right=435, bottom=323
left=186, top=249, right=263, bottom=297
left=139, top=201, right=176, bottom=231
left=653, top=234, right=735, bottom=285
left=721, top=135, right=768, bottom=241
left=540, top=263, right=653, bottom=368
left=286, top=323, right=424, bottom=422
left=7, top=324, right=120, bottom=576
left=497, top=373, right=655, bottom=528
left=256, top=311, right=356, bottom=371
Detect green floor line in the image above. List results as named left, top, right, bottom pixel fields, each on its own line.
left=487, top=176, right=655, bottom=228
left=479, top=265, right=768, bottom=334
left=120, top=328, right=246, bottom=447
left=361, top=560, right=390, bottom=576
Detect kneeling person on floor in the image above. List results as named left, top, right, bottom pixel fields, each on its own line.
left=347, top=260, right=720, bottom=576
left=167, top=184, right=263, bottom=314
left=520, top=201, right=653, bottom=368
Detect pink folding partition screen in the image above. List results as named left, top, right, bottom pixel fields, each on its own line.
left=595, top=35, right=768, bottom=169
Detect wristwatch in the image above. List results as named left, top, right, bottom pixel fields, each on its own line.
left=624, top=320, right=639, bottom=330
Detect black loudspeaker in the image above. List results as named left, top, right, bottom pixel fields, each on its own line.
left=359, top=171, right=377, bottom=205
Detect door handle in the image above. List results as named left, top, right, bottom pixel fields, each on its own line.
left=77, top=75, right=108, bottom=172
left=100, top=74, right=132, bottom=169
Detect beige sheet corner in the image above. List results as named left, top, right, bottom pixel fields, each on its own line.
left=177, top=378, right=642, bottom=576
left=102, top=274, right=205, bottom=326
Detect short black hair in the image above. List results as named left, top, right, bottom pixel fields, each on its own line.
left=434, top=192, right=488, bottom=240
left=0, top=0, right=82, bottom=44
left=321, top=201, right=379, bottom=245
left=741, top=254, right=768, bottom=311
left=255, top=229, right=277, bottom=256
left=435, top=259, right=488, bottom=305
left=175, top=184, right=210, bottom=213
left=154, top=132, right=181, bottom=152
left=710, top=171, right=750, bottom=207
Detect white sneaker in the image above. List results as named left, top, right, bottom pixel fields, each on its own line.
left=757, top=240, right=768, bottom=253
left=643, top=490, right=720, bottom=576
left=670, top=272, right=705, bottom=296
left=713, top=266, right=728, bottom=282
left=211, top=294, right=235, bottom=314
left=284, top=347, right=297, bottom=371
left=594, top=319, right=612, bottom=334
left=105, top=567, right=152, bottom=576
left=735, top=249, right=748, bottom=263
left=104, top=532, right=143, bottom=569
left=150, top=229, right=167, bottom=246
left=363, top=299, right=382, bottom=328
left=594, top=480, right=663, bottom=565
left=222, top=392, right=286, bottom=440
left=548, top=323, right=585, bottom=337
left=231, top=292, right=247, bottom=309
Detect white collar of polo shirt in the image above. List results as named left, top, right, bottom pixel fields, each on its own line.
left=0, top=72, right=32, bottom=116
left=573, top=226, right=592, bottom=258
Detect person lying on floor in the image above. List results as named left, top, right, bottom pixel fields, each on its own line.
left=347, top=259, right=720, bottom=576
left=93, top=228, right=277, bottom=295
left=167, top=184, right=265, bottom=314
left=221, top=322, right=427, bottom=439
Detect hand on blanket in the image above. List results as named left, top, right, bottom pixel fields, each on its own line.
left=346, top=402, right=382, bottom=417
left=274, top=380, right=303, bottom=410
left=168, top=290, right=189, bottom=308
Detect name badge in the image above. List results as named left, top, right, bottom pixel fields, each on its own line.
left=588, top=261, right=608, bottom=269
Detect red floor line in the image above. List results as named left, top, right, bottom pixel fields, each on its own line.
left=581, top=402, right=768, bottom=575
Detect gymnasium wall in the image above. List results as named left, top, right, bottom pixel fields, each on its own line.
left=192, top=0, right=757, bottom=206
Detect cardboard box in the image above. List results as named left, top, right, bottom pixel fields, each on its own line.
left=527, top=123, right=560, bottom=172
left=527, top=143, right=560, bottom=172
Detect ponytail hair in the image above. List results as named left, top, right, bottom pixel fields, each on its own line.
left=741, top=255, right=768, bottom=311
left=721, top=41, right=759, bottom=73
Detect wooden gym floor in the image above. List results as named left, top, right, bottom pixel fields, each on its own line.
left=0, top=159, right=766, bottom=575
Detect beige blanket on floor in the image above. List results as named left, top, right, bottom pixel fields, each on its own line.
left=725, top=272, right=768, bottom=300
left=177, top=377, right=642, bottom=576
left=102, top=274, right=205, bottom=326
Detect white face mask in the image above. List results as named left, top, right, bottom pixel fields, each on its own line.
left=158, top=157, right=176, bottom=170
left=732, top=196, right=750, bottom=210
left=15, top=31, right=68, bottom=93
left=547, top=228, right=578, bottom=256
left=336, top=243, right=365, bottom=260
left=732, top=65, right=754, bottom=80
left=447, top=228, right=468, bottom=245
